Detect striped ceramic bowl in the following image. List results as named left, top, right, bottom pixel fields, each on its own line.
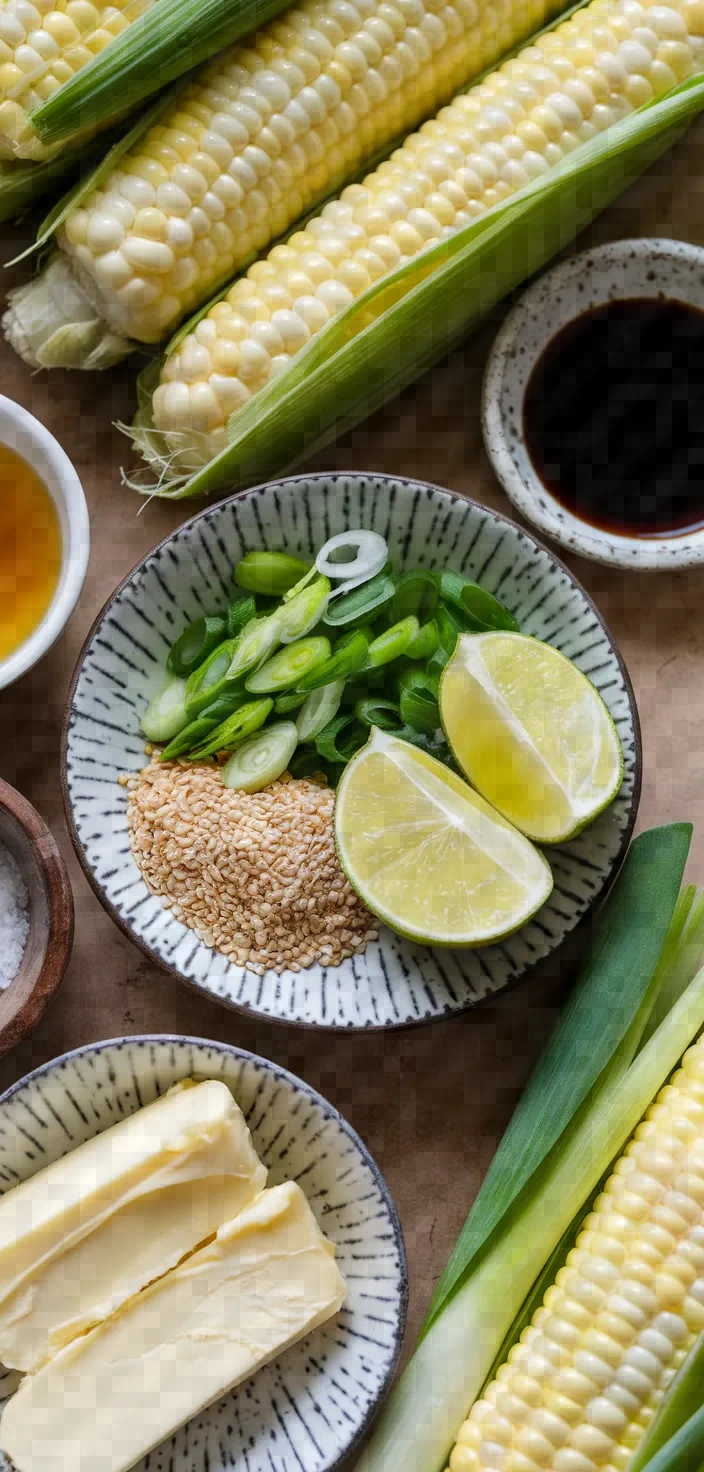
left=62, top=472, right=641, bottom=1030
left=0, top=1035, right=407, bottom=1472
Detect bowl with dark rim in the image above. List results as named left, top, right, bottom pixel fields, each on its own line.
left=0, top=778, right=73, bottom=1055
left=0, top=1033, right=407, bottom=1472
left=61, top=471, right=641, bottom=1031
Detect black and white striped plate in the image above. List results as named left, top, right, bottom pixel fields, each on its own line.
left=62, top=473, right=641, bottom=1030
left=0, top=1035, right=407, bottom=1472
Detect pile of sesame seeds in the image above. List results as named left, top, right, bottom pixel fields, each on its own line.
left=124, top=757, right=377, bottom=975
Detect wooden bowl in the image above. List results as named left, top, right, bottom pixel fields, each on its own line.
left=0, top=779, right=73, bottom=1054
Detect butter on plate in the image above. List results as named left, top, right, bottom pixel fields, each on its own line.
left=0, top=1079, right=266, bottom=1373
left=0, top=1180, right=346, bottom=1472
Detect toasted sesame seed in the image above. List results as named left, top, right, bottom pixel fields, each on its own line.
left=124, top=758, right=375, bottom=976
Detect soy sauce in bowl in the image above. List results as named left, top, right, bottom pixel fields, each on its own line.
left=523, top=297, right=704, bottom=539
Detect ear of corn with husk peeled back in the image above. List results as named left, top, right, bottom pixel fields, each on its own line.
left=117, top=0, right=704, bottom=492
left=355, top=826, right=704, bottom=1472
left=1, top=0, right=578, bottom=364
left=0, top=0, right=317, bottom=172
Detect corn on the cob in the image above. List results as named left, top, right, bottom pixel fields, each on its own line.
left=445, top=1034, right=704, bottom=1472
left=143, top=0, right=704, bottom=472
left=0, top=0, right=155, bottom=159
left=3, top=0, right=568, bottom=366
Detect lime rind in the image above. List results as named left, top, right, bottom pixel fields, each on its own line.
left=439, top=632, right=624, bottom=845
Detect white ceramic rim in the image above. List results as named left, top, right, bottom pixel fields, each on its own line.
left=481, top=238, right=704, bottom=571
left=0, top=395, right=90, bottom=690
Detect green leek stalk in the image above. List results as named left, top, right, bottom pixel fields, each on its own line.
left=357, top=826, right=704, bottom=1472
left=129, top=76, right=704, bottom=499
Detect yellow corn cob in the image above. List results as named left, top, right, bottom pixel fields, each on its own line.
left=32, top=0, right=565, bottom=346
left=147, top=0, right=704, bottom=472
left=446, top=1035, right=704, bottom=1472
left=0, top=0, right=155, bottom=159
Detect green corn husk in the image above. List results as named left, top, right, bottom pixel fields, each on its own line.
left=24, top=0, right=297, bottom=156
left=357, top=825, right=704, bottom=1472
left=629, top=1333, right=704, bottom=1472
left=127, top=76, right=704, bottom=498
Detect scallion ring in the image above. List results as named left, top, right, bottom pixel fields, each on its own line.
left=141, top=677, right=189, bottom=744
left=234, top=550, right=310, bottom=597
left=406, top=618, right=440, bottom=661
left=188, top=698, right=273, bottom=761
left=390, top=571, right=439, bottom=624
left=363, top=616, right=420, bottom=669
left=323, top=573, right=396, bottom=629
left=316, top=530, right=388, bottom=600
left=221, top=720, right=299, bottom=793
left=167, top=615, right=227, bottom=678
left=297, top=629, right=369, bottom=691
left=315, top=713, right=368, bottom=764
left=355, top=697, right=404, bottom=733
left=440, top=571, right=519, bottom=633
left=277, top=576, right=331, bottom=643
left=296, top=680, right=346, bottom=742
left=160, top=691, right=247, bottom=760
left=184, top=638, right=242, bottom=720
left=245, top=635, right=331, bottom=694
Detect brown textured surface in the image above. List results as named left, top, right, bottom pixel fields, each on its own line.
left=1, top=123, right=704, bottom=1392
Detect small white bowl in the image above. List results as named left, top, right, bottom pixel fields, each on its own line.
left=482, top=239, right=704, bottom=571
left=0, top=395, right=89, bottom=690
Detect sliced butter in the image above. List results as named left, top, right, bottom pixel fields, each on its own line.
left=0, top=1079, right=266, bottom=1372
left=0, top=1180, right=346, bottom=1472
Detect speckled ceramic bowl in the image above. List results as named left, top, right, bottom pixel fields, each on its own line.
left=482, top=239, right=704, bottom=570
left=0, top=1034, right=407, bottom=1472
left=62, top=472, right=641, bottom=1030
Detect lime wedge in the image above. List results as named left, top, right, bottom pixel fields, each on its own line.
left=334, top=728, right=553, bottom=946
left=440, top=632, right=623, bottom=844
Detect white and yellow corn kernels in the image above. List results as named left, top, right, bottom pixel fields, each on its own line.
left=149, top=0, right=704, bottom=471
left=58, top=0, right=563, bottom=343
left=446, top=1035, right=704, bottom=1472
left=0, top=0, right=155, bottom=159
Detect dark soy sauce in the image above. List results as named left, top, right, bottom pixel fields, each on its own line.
left=523, top=297, right=704, bottom=538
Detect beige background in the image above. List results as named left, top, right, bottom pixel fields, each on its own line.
left=1, top=124, right=704, bottom=1380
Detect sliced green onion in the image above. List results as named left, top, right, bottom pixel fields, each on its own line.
left=297, top=629, right=369, bottom=691
left=425, top=647, right=450, bottom=686
left=296, top=680, right=346, bottom=742
left=274, top=690, right=308, bottom=715
left=141, top=676, right=188, bottom=743
left=221, top=720, right=298, bottom=792
left=277, top=576, right=331, bottom=643
left=316, top=530, right=388, bottom=600
left=226, top=595, right=257, bottom=638
left=399, top=670, right=441, bottom=734
left=289, top=747, right=341, bottom=786
left=160, top=692, right=246, bottom=760
left=440, top=570, right=519, bottom=633
left=390, top=571, right=439, bottom=623
left=184, top=638, right=241, bottom=720
left=322, top=573, right=395, bottom=629
left=355, top=697, right=403, bottom=733
left=226, top=615, right=283, bottom=681
left=315, top=713, right=368, bottom=764
left=235, top=550, right=310, bottom=597
left=187, top=698, right=273, bottom=761
left=363, top=616, right=420, bottom=669
left=406, top=618, right=440, bottom=661
left=245, top=635, right=331, bottom=694
left=167, top=615, right=226, bottom=678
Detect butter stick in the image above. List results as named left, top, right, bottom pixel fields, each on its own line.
left=0, top=1080, right=266, bottom=1373
left=0, top=1180, right=346, bottom=1472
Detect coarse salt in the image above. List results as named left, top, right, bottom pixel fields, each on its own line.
left=0, top=841, right=29, bottom=988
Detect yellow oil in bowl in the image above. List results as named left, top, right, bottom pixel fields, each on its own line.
left=0, top=444, right=62, bottom=665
